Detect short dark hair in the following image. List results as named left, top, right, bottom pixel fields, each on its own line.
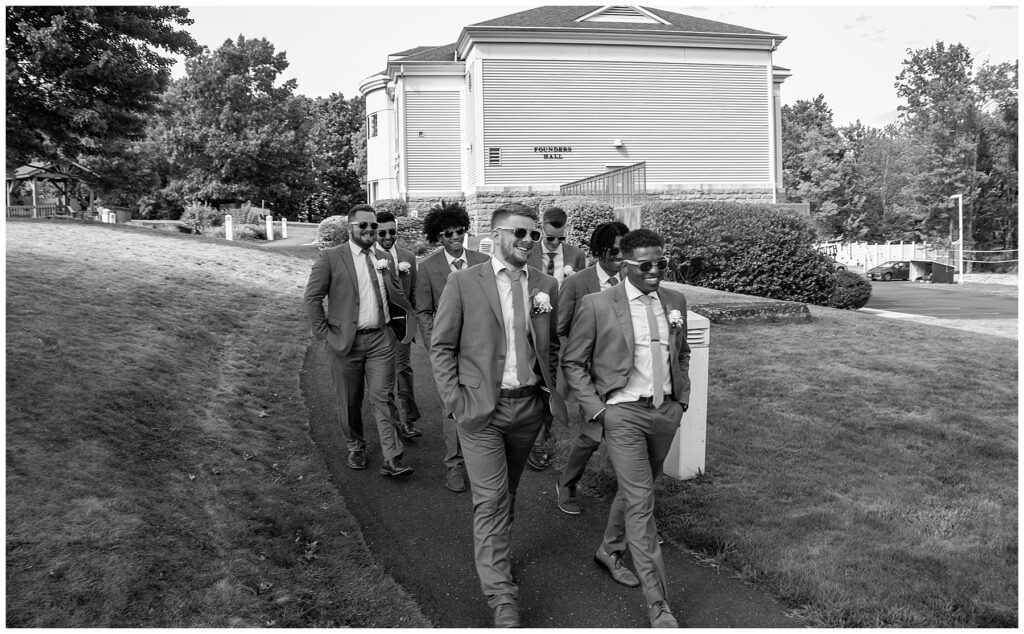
left=541, top=206, right=567, bottom=228
left=422, top=200, right=470, bottom=243
left=348, top=204, right=375, bottom=220
left=590, top=221, right=630, bottom=256
left=376, top=211, right=397, bottom=224
left=620, top=228, right=664, bottom=257
left=491, top=202, right=538, bottom=229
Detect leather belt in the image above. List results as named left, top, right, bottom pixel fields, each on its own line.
left=356, top=326, right=382, bottom=334
left=499, top=384, right=540, bottom=399
left=635, top=395, right=656, bottom=407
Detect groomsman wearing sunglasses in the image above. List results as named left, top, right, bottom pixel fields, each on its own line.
left=376, top=211, right=423, bottom=442
left=430, top=202, right=567, bottom=628
left=525, top=206, right=588, bottom=470
left=304, top=204, right=416, bottom=478
left=414, top=201, right=490, bottom=493
left=562, top=228, right=690, bottom=628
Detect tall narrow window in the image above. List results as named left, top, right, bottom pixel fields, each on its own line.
left=369, top=113, right=378, bottom=138
left=370, top=181, right=379, bottom=203
left=487, top=147, right=501, bottom=166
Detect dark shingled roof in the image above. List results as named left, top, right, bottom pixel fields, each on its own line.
left=394, top=43, right=458, bottom=62
left=468, top=5, right=778, bottom=36
left=390, top=45, right=443, bottom=58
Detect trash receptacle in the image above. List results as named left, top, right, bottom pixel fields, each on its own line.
left=114, top=209, right=132, bottom=224
left=664, top=311, right=710, bottom=480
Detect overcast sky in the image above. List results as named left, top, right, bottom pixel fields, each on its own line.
left=174, top=2, right=1019, bottom=128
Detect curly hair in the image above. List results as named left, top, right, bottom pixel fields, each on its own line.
left=589, top=221, right=629, bottom=258
left=620, top=228, right=664, bottom=256
left=422, top=200, right=470, bottom=243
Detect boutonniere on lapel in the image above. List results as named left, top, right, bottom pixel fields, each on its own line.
left=374, top=258, right=390, bottom=271
left=563, top=265, right=575, bottom=276
left=668, top=309, right=684, bottom=330
left=398, top=261, right=411, bottom=274
left=531, top=291, right=553, bottom=314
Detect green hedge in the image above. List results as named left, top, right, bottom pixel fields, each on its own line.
left=396, top=215, right=433, bottom=257
left=374, top=198, right=408, bottom=217
left=316, top=215, right=348, bottom=249
left=827, top=269, right=872, bottom=309
left=502, top=195, right=613, bottom=257
left=643, top=201, right=836, bottom=305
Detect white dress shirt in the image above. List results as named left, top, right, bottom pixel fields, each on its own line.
left=491, top=255, right=540, bottom=389
left=606, top=278, right=672, bottom=405
left=348, top=240, right=389, bottom=329
left=542, top=243, right=565, bottom=282
left=595, top=265, right=620, bottom=289
left=445, top=248, right=467, bottom=272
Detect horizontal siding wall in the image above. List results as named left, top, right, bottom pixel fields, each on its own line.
left=482, top=59, right=770, bottom=186
left=405, top=91, right=461, bottom=191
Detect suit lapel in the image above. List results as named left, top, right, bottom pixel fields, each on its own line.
left=611, top=283, right=635, bottom=359
left=478, top=263, right=504, bottom=331
left=587, top=267, right=602, bottom=295
left=340, top=244, right=359, bottom=295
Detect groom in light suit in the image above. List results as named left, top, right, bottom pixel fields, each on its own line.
left=430, top=202, right=567, bottom=628
left=562, top=228, right=690, bottom=628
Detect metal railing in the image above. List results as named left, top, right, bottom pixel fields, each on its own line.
left=6, top=205, right=75, bottom=219
left=560, top=162, right=647, bottom=208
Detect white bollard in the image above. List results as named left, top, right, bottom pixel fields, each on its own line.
left=265, top=215, right=274, bottom=241
left=664, top=311, right=711, bottom=480
left=224, top=214, right=233, bottom=241
left=478, top=236, right=494, bottom=256
left=281, top=217, right=288, bottom=239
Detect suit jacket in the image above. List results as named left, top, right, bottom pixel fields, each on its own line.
left=415, top=248, right=489, bottom=349
left=556, top=264, right=606, bottom=340
left=430, top=262, right=568, bottom=432
left=527, top=243, right=588, bottom=280
left=561, top=283, right=691, bottom=441
left=382, top=245, right=418, bottom=340
left=304, top=242, right=415, bottom=355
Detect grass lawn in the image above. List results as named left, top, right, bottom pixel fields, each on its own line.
left=565, top=302, right=1018, bottom=627
left=6, top=220, right=430, bottom=627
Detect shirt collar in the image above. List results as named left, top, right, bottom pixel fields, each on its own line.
left=544, top=242, right=563, bottom=256
left=623, top=277, right=657, bottom=303
left=444, top=248, right=465, bottom=266
left=595, top=265, right=617, bottom=286
left=491, top=254, right=526, bottom=279
left=388, top=245, right=399, bottom=262
left=349, top=239, right=372, bottom=257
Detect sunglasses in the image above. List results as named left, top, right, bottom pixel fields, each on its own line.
left=377, top=229, right=397, bottom=238
left=605, top=247, right=621, bottom=257
left=350, top=221, right=379, bottom=231
left=495, top=226, right=542, bottom=242
left=442, top=227, right=467, bottom=238
left=622, top=257, right=670, bottom=273
left=544, top=235, right=566, bottom=243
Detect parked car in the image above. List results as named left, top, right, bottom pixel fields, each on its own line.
left=866, top=260, right=910, bottom=281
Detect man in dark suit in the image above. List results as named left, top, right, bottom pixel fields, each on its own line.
left=304, top=204, right=416, bottom=478
left=376, top=211, right=422, bottom=441
left=562, top=228, right=690, bottom=628
left=414, top=201, right=490, bottom=493
left=524, top=206, right=589, bottom=471
left=430, top=202, right=566, bottom=628
left=553, top=221, right=629, bottom=515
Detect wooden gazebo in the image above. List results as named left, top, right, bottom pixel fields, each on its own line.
left=6, top=159, right=97, bottom=218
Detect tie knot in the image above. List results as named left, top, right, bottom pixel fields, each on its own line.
left=453, top=259, right=464, bottom=270
left=608, top=276, right=619, bottom=286
left=361, top=248, right=370, bottom=256
left=506, top=269, right=523, bottom=282
left=639, top=293, right=653, bottom=305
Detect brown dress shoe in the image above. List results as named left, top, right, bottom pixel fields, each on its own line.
left=445, top=464, right=467, bottom=492
left=398, top=422, right=422, bottom=440
left=493, top=602, right=520, bottom=628
left=379, top=456, right=413, bottom=477
left=594, top=546, right=640, bottom=587
left=648, top=600, right=678, bottom=627
left=346, top=450, right=367, bottom=470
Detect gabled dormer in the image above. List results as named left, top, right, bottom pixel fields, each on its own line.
left=574, top=5, right=670, bottom=25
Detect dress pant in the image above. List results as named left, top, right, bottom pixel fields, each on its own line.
left=601, top=399, right=684, bottom=606
left=392, top=340, right=421, bottom=423
left=324, top=329, right=404, bottom=461
left=457, top=392, right=546, bottom=608
left=558, top=434, right=601, bottom=489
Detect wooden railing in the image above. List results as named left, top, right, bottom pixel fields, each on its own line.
left=6, top=205, right=75, bottom=219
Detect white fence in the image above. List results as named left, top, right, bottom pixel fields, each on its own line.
left=817, top=241, right=953, bottom=271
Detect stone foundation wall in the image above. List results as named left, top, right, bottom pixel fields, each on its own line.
left=647, top=187, right=775, bottom=203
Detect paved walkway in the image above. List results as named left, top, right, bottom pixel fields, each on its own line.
left=299, top=342, right=800, bottom=628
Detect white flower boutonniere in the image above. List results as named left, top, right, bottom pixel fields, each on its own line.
left=531, top=291, right=553, bottom=314
left=374, top=258, right=390, bottom=271
left=668, top=309, right=684, bottom=330
left=398, top=261, right=412, bottom=274
left=563, top=265, right=575, bottom=276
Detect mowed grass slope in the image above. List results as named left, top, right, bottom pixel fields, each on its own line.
left=6, top=221, right=429, bottom=627
left=576, top=305, right=1017, bottom=627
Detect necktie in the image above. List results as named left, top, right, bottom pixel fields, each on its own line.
left=639, top=294, right=664, bottom=407
left=546, top=252, right=556, bottom=276
left=452, top=258, right=464, bottom=270
left=508, top=269, right=531, bottom=387
left=362, top=249, right=385, bottom=327
left=608, top=275, right=618, bottom=287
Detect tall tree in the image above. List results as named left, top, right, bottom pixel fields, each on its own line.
left=973, top=60, right=1018, bottom=250
left=5, top=6, right=198, bottom=166
left=303, top=93, right=367, bottom=221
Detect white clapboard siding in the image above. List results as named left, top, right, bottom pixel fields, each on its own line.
left=405, top=91, right=461, bottom=191
left=481, top=59, right=770, bottom=186
left=465, top=71, right=477, bottom=188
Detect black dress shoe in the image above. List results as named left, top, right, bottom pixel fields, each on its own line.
left=493, top=602, right=520, bottom=628
left=445, top=465, right=467, bottom=492
left=526, top=448, right=550, bottom=471
left=380, top=456, right=413, bottom=477
left=398, top=422, right=422, bottom=440
left=346, top=450, right=367, bottom=470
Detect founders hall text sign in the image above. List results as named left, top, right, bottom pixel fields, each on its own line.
left=534, top=146, right=573, bottom=160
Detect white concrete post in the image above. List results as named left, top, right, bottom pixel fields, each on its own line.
left=478, top=236, right=494, bottom=256
left=224, top=214, right=233, bottom=241
left=265, top=215, right=274, bottom=241
left=665, top=311, right=711, bottom=480
left=281, top=217, right=288, bottom=239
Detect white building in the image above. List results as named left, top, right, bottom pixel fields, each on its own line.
left=359, top=5, right=790, bottom=219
